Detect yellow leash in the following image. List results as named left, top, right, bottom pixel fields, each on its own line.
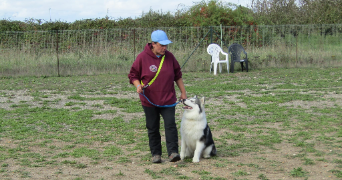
left=141, top=55, right=165, bottom=88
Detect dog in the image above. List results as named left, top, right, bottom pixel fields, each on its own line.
left=180, top=95, right=216, bottom=163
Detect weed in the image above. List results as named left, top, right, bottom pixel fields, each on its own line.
left=103, top=145, right=123, bottom=157
left=20, top=171, right=31, bottom=178
left=0, top=168, right=7, bottom=173
left=71, top=147, right=100, bottom=159
left=258, top=174, right=269, bottom=180
left=177, top=175, right=190, bottom=179
left=232, top=170, right=249, bottom=176
left=62, top=160, right=77, bottom=165
left=160, top=167, right=181, bottom=176
left=116, top=170, right=124, bottom=176
left=117, top=157, right=131, bottom=163
left=290, top=167, right=308, bottom=177
left=303, top=158, right=315, bottom=165
left=144, top=169, right=162, bottom=179
left=330, top=169, right=342, bottom=178
left=76, top=163, right=87, bottom=169
left=214, top=162, right=226, bottom=167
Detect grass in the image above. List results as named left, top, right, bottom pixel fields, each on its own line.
left=0, top=67, right=342, bottom=179
left=290, top=167, right=308, bottom=177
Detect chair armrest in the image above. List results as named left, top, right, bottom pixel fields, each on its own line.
left=221, top=52, right=228, bottom=56
left=243, top=50, right=247, bottom=59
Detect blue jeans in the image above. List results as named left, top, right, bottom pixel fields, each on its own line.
left=142, top=106, right=179, bottom=157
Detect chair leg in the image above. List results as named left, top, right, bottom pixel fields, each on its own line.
left=214, top=63, right=218, bottom=75
left=230, top=62, right=235, bottom=73
left=226, top=63, right=229, bottom=74
left=246, top=61, right=248, bottom=72
left=240, top=62, right=244, bottom=72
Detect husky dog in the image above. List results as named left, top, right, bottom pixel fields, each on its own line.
left=180, top=95, right=216, bottom=163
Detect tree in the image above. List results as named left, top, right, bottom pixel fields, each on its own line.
left=251, top=0, right=342, bottom=25
left=251, top=0, right=300, bottom=25
left=179, top=0, right=255, bottom=26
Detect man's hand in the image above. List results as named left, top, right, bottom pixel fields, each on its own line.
left=136, top=84, right=143, bottom=94
left=179, top=93, right=187, bottom=102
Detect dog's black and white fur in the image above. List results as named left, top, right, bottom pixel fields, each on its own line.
left=180, top=95, right=216, bottom=163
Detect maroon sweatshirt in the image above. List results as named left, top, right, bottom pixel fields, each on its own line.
left=128, top=43, right=182, bottom=107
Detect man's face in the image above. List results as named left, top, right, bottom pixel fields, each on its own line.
left=152, top=42, right=167, bottom=56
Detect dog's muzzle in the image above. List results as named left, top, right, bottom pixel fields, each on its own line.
left=182, top=106, right=192, bottom=109
left=182, top=100, right=193, bottom=109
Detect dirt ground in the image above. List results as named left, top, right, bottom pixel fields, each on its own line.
left=1, top=89, right=342, bottom=180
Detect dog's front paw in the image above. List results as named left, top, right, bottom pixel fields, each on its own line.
left=180, top=154, right=184, bottom=160
left=192, top=157, right=200, bottom=163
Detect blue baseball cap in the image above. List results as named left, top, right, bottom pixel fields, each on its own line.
left=151, top=30, right=172, bottom=45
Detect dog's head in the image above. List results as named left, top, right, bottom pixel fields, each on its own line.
left=182, top=95, right=205, bottom=113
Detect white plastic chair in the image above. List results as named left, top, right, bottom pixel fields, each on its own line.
left=207, top=44, right=229, bottom=75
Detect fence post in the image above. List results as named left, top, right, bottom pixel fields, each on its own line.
left=209, top=26, right=213, bottom=71
left=133, top=28, right=136, bottom=60
left=56, top=30, right=60, bottom=77
left=295, top=25, right=298, bottom=66
left=220, top=24, right=223, bottom=48
left=210, top=26, right=213, bottom=44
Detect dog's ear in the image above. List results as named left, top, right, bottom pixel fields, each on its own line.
left=193, top=95, right=197, bottom=99
left=200, top=97, right=205, bottom=105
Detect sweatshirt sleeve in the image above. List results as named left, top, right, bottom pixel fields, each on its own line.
left=172, top=54, right=182, bottom=81
left=128, top=56, right=141, bottom=85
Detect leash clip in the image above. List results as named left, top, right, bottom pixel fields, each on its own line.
left=143, top=84, right=149, bottom=89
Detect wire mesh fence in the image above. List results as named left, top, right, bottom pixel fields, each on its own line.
left=1, top=24, right=342, bottom=77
